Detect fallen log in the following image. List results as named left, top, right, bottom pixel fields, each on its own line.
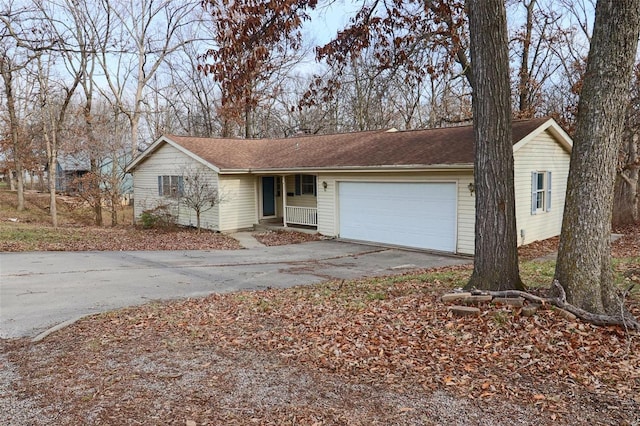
left=482, top=280, right=640, bottom=331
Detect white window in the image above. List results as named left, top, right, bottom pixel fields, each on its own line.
left=531, top=171, right=552, bottom=214
left=294, top=174, right=316, bottom=195
left=158, top=175, right=183, bottom=198
left=301, top=175, right=316, bottom=194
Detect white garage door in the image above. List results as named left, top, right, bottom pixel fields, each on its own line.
left=338, top=182, right=457, bottom=252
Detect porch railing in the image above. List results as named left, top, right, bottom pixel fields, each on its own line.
left=285, top=206, right=318, bottom=226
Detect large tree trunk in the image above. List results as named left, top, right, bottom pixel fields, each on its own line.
left=130, top=114, right=140, bottom=157
left=91, top=159, right=103, bottom=227
left=555, top=0, right=640, bottom=315
left=465, top=0, right=524, bottom=291
left=47, top=154, right=58, bottom=228
left=1, top=63, right=25, bottom=211
left=15, top=164, right=24, bottom=211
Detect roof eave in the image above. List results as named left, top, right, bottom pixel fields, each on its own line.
left=125, top=135, right=222, bottom=173
left=218, top=164, right=474, bottom=174
left=512, top=118, right=573, bottom=153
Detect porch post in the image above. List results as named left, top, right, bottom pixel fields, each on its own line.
left=282, top=175, right=287, bottom=227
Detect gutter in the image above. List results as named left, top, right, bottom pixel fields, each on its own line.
left=218, top=164, right=474, bottom=175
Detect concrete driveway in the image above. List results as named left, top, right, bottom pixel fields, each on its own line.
left=0, top=240, right=469, bottom=339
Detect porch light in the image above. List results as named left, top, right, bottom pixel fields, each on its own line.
left=322, top=181, right=328, bottom=191
left=468, top=182, right=475, bottom=195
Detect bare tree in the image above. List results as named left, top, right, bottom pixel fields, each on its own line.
left=34, top=56, right=81, bottom=227
left=2, top=1, right=82, bottom=226
left=0, top=43, right=28, bottom=211
left=91, top=0, right=197, bottom=155
left=54, top=0, right=106, bottom=225
left=65, top=100, right=129, bottom=226
left=0, top=1, right=44, bottom=211
left=179, top=166, right=221, bottom=232
left=163, top=61, right=221, bottom=137
left=510, top=0, right=566, bottom=117
left=613, top=133, right=639, bottom=224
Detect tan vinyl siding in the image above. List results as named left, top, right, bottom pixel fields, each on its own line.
left=218, top=174, right=258, bottom=231
left=316, top=171, right=475, bottom=255
left=455, top=174, right=476, bottom=255
left=514, top=130, right=570, bottom=245
left=132, top=143, right=220, bottom=230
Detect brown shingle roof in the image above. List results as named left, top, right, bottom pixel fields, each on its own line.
left=160, top=117, right=552, bottom=171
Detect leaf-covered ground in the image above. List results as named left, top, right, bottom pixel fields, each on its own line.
left=253, top=229, right=322, bottom=246
left=0, top=224, right=243, bottom=251
left=2, top=263, right=639, bottom=425
left=517, top=224, right=640, bottom=260
left=0, top=190, right=318, bottom=251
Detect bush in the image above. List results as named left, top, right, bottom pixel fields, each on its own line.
left=139, top=204, right=177, bottom=229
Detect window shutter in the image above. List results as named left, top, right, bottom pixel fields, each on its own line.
left=313, top=176, right=317, bottom=196
left=546, top=171, right=552, bottom=211
left=295, top=174, right=301, bottom=195
left=531, top=172, right=538, bottom=215
left=158, top=176, right=162, bottom=196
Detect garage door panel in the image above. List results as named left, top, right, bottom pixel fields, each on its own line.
left=338, top=182, right=456, bottom=252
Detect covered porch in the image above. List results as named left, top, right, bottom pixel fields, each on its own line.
left=259, top=174, right=318, bottom=228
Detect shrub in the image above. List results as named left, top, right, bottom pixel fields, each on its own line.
left=139, top=204, right=177, bottom=229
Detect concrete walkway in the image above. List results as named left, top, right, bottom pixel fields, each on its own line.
left=230, top=231, right=266, bottom=249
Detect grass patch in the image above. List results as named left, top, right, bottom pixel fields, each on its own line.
left=366, top=291, right=386, bottom=301
left=0, top=224, right=81, bottom=242
left=290, top=259, right=639, bottom=307
left=0, top=223, right=99, bottom=250
left=519, top=258, right=640, bottom=292
left=519, top=260, right=556, bottom=288
left=613, top=257, right=640, bottom=293
left=0, top=188, right=133, bottom=227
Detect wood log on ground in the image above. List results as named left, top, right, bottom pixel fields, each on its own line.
left=484, top=281, right=640, bottom=331
left=448, top=306, right=481, bottom=317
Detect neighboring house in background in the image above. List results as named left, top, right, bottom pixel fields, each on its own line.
left=46, top=152, right=133, bottom=203
left=126, top=117, right=572, bottom=255
left=52, top=154, right=91, bottom=194
left=100, top=153, right=134, bottom=205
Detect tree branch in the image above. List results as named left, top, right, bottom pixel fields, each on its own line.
left=475, top=280, right=640, bottom=331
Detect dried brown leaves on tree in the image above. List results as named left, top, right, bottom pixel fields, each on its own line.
left=302, top=1, right=470, bottom=112
left=199, top=0, right=473, bottom=133
left=201, top=0, right=315, bottom=137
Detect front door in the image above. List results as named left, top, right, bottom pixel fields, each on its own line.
left=262, top=176, right=276, bottom=217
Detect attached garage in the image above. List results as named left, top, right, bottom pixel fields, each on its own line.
left=338, top=181, right=457, bottom=252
